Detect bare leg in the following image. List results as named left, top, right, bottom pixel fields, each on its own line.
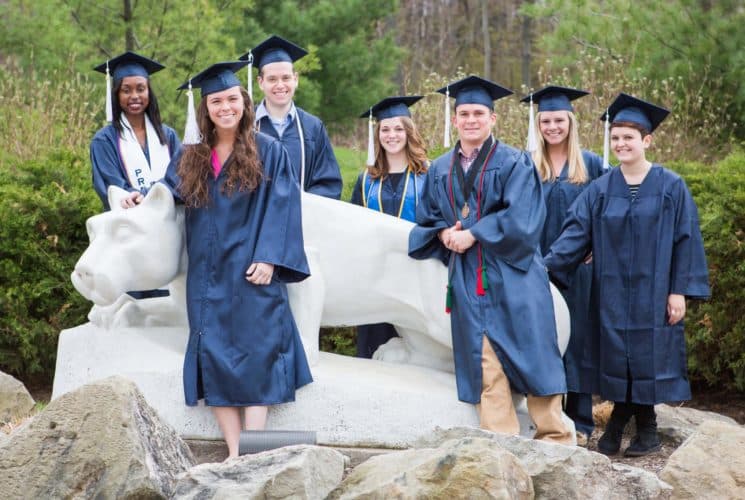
left=244, top=405, right=269, bottom=430
left=212, top=406, right=242, bottom=459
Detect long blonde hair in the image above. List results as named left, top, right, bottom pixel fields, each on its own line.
left=532, top=110, right=588, bottom=184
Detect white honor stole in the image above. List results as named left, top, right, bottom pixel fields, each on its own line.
left=118, top=114, right=171, bottom=190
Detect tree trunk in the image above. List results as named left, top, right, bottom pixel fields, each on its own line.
left=520, top=4, right=532, bottom=88
left=481, top=0, right=491, bottom=79
left=123, top=0, right=135, bottom=51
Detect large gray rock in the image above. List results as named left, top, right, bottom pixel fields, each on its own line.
left=328, top=437, right=533, bottom=499
left=174, top=444, right=346, bottom=499
left=655, top=403, right=739, bottom=446
left=415, top=427, right=671, bottom=499
left=0, top=376, right=194, bottom=499
left=660, top=419, right=745, bottom=499
left=0, top=371, right=35, bottom=423
left=610, top=464, right=673, bottom=500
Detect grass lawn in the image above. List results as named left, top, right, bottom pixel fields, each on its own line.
left=333, top=146, right=365, bottom=202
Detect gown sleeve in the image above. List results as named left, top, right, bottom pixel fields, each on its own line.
left=252, top=141, right=311, bottom=284
left=90, top=129, right=135, bottom=210
left=468, top=151, right=545, bottom=272
left=408, top=166, right=450, bottom=265
left=543, top=186, right=595, bottom=288
left=165, top=125, right=182, bottom=160
left=669, top=177, right=710, bottom=299
left=305, top=120, right=343, bottom=200
left=350, top=172, right=365, bottom=207
left=582, top=150, right=605, bottom=180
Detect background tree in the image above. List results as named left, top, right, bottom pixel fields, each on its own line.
left=0, top=0, right=401, bottom=130
left=229, top=0, right=402, bottom=131
left=521, top=0, right=745, bottom=141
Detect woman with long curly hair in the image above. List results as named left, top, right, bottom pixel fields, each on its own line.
left=91, top=51, right=180, bottom=211
left=125, top=61, right=312, bottom=459
left=350, top=96, right=428, bottom=358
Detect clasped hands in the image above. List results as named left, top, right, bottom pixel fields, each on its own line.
left=438, top=221, right=476, bottom=254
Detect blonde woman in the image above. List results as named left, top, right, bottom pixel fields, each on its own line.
left=522, top=85, right=604, bottom=445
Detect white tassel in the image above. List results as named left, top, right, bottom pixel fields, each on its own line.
left=183, top=81, right=201, bottom=145
left=105, top=62, right=113, bottom=123
left=526, top=96, right=538, bottom=153
left=246, top=52, right=253, bottom=101
left=366, top=109, right=375, bottom=166
left=602, top=110, right=610, bottom=170
left=443, top=86, right=451, bottom=148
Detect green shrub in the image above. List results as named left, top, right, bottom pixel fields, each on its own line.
left=0, top=150, right=99, bottom=383
left=0, top=61, right=98, bottom=162
left=671, top=150, right=745, bottom=391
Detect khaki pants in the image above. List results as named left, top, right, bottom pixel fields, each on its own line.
left=476, top=336, right=572, bottom=444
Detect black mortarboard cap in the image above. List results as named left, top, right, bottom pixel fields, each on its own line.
left=178, top=61, right=248, bottom=97
left=178, top=61, right=248, bottom=145
left=239, top=35, right=308, bottom=69
left=602, top=92, right=670, bottom=133
left=520, top=85, right=589, bottom=112
left=437, top=75, right=513, bottom=110
left=94, top=51, right=165, bottom=83
left=359, top=95, right=424, bottom=120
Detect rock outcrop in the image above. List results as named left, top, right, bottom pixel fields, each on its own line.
left=0, top=371, right=35, bottom=423
left=174, top=444, right=346, bottom=499
left=0, top=376, right=194, bottom=499
left=660, top=419, right=745, bottom=499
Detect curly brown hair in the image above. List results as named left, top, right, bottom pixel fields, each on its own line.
left=177, top=87, right=263, bottom=207
left=367, top=116, right=429, bottom=179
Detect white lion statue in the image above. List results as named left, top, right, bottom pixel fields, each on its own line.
left=71, top=183, right=569, bottom=372
left=61, top=183, right=574, bottom=445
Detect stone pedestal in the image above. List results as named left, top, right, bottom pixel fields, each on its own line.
left=52, top=323, right=562, bottom=447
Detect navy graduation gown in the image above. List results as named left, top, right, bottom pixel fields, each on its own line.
left=409, top=142, right=567, bottom=403
left=164, top=132, right=312, bottom=406
left=545, top=165, right=710, bottom=404
left=90, top=123, right=181, bottom=210
left=351, top=169, right=425, bottom=357
left=350, top=170, right=425, bottom=222
left=257, top=107, right=342, bottom=199
left=540, top=150, right=605, bottom=392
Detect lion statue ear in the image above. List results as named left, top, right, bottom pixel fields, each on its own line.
left=140, top=183, right=175, bottom=216
left=106, top=183, right=175, bottom=215
left=107, top=186, right=132, bottom=212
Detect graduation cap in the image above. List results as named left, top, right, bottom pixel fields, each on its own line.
left=359, top=96, right=424, bottom=166
left=436, top=75, right=513, bottom=148
left=178, top=61, right=249, bottom=145
left=520, top=85, right=590, bottom=153
left=599, top=93, right=670, bottom=168
left=238, top=35, right=308, bottom=97
left=94, top=51, right=165, bottom=123
left=602, top=93, right=669, bottom=133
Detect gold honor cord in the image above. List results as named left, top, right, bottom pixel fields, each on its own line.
left=372, top=167, right=413, bottom=219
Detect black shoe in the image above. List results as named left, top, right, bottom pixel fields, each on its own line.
left=597, top=424, right=624, bottom=455
left=624, top=405, right=661, bottom=457
left=597, top=402, right=633, bottom=455
left=623, top=432, right=661, bottom=456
